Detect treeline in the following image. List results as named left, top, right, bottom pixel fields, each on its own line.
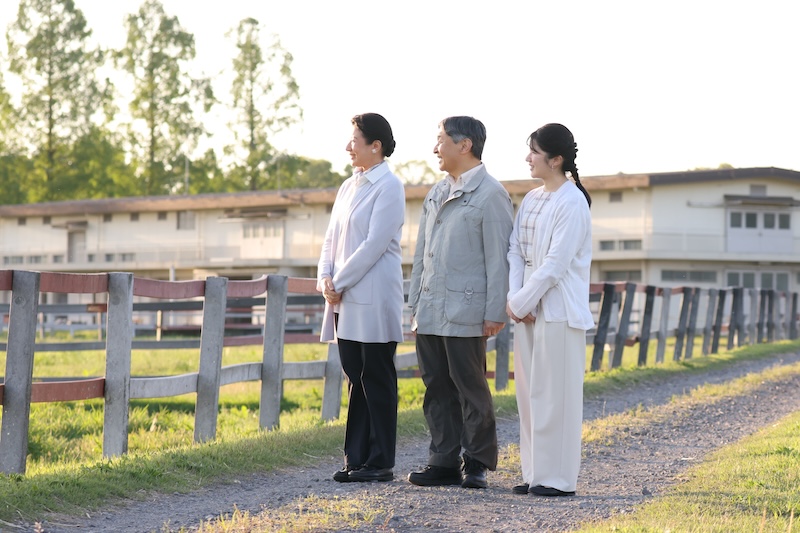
left=0, top=0, right=350, bottom=205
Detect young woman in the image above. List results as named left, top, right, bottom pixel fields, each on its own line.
left=317, top=113, right=405, bottom=483
left=506, top=123, right=593, bottom=496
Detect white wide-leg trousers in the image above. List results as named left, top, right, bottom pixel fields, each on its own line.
left=514, top=316, right=585, bottom=492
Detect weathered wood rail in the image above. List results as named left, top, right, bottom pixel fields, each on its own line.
left=0, top=270, right=796, bottom=474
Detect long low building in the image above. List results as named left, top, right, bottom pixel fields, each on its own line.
left=1, top=166, right=799, bottom=305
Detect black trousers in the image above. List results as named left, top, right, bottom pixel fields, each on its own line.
left=337, top=338, right=398, bottom=469
left=415, top=334, right=498, bottom=470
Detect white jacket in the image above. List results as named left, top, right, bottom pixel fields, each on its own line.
left=317, top=162, right=405, bottom=343
left=507, top=180, right=594, bottom=330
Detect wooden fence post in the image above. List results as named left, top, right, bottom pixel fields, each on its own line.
left=757, top=289, right=767, bottom=343
left=494, top=320, right=510, bottom=390
left=194, top=276, right=228, bottom=443
left=790, top=292, right=798, bottom=340
left=702, top=288, right=718, bottom=356
left=684, top=287, right=701, bottom=359
left=321, top=343, right=343, bottom=421
left=611, top=283, right=636, bottom=368
left=591, top=283, right=615, bottom=371
left=637, top=285, right=656, bottom=366
left=103, top=272, right=134, bottom=458
left=655, top=287, right=671, bottom=364
left=775, top=292, right=785, bottom=341
left=766, top=290, right=776, bottom=342
left=727, top=287, right=743, bottom=349
left=711, top=288, right=726, bottom=354
left=260, top=275, right=287, bottom=430
left=674, top=287, right=692, bottom=361
left=747, top=288, right=758, bottom=345
left=0, top=270, right=40, bottom=474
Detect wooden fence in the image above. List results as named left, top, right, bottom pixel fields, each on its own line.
left=0, top=270, right=797, bottom=474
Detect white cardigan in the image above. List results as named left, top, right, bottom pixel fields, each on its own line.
left=317, top=162, right=405, bottom=343
left=507, top=181, right=594, bottom=330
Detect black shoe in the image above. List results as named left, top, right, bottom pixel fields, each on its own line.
left=408, top=465, right=463, bottom=486
left=347, top=466, right=393, bottom=482
left=529, top=484, right=575, bottom=497
left=512, top=483, right=529, bottom=495
left=333, top=465, right=360, bottom=483
left=461, top=455, right=488, bottom=489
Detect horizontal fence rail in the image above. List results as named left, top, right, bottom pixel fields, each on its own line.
left=0, top=269, right=797, bottom=474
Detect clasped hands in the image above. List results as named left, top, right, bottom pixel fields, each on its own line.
left=321, top=277, right=342, bottom=304
left=506, top=303, right=535, bottom=324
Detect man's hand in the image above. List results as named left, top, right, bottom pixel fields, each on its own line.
left=483, top=320, right=505, bottom=337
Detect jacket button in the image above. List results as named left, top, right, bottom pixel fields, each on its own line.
left=428, top=252, right=433, bottom=257
left=436, top=219, right=441, bottom=224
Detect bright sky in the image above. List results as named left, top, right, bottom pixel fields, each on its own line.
left=1, top=0, right=799, bottom=181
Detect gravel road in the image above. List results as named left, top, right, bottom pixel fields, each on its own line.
left=21, top=350, right=800, bottom=532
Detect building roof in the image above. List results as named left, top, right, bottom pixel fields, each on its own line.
left=2, top=167, right=798, bottom=217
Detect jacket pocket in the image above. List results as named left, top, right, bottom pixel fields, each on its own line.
left=444, top=276, right=486, bottom=325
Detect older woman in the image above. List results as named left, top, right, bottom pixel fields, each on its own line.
left=317, top=113, right=405, bottom=483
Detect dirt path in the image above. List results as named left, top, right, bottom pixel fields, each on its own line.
left=23, top=351, right=800, bottom=532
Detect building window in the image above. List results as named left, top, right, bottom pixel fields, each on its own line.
left=121, top=253, right=135, bottom=262
left=730, top=212, right=742, bottom=228
left=43, top=216, right=51, bottom=224
left=27, top=255, right=43, bottom=264
left=88, top=254, right=95, bottom=263
left=105, top=253, right=115, bottom=262
left=243, top=221, right=283, bottom=239
left=599, top=240, right=615, bottom=251
left=52, top=254, right=64, bottom=263
left=157, top=212, right=168, bottom=221
left=728, top=270, right=787, bottom=289
left=750, top=184, right=767, bottom=196
left=177, top=211, right=196, bottom=230
left=744, top=212, right=757, bottom=228
left=601, top=270, right=641, bottom=282
left=620, top=239, right=642, bottom=251
left=609, top=191, right=623, bottom=203
left=764, top=213, right=775, bottom=229
left=779, top=213, right=790, bottom=229
left=103, top=214, right=112, bottom=222
left=4, top=256, right=24, bottom=265
left=17, top=217, right=26, bottom=226
left=130, top=213, right=139, bottom=222
left=662, top=270, right=717, bottom=283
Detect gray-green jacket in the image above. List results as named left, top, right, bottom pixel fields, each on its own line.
left=409, top=166, right=513, bottom=337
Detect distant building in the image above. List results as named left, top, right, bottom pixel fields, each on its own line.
left=1, top=166, right=798, bottom=306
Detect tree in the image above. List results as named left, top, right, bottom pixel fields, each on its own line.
left=116, top=0, right=213, bottom=196
left=5, top=0, right=109, bottom=201
left=293, top=158, right=347, bottom=189
left=393, top=159, right=439, bottom=185
left=226, top=17, right=302, bottom=191
left=166, top=149, right=226, bottom=194
left=64, top=126, right=138, bottom=199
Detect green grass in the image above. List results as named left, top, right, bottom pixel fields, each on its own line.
left=578, top=410, right=800, bottom=533
left=0, top=337, right=798, bottom=524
